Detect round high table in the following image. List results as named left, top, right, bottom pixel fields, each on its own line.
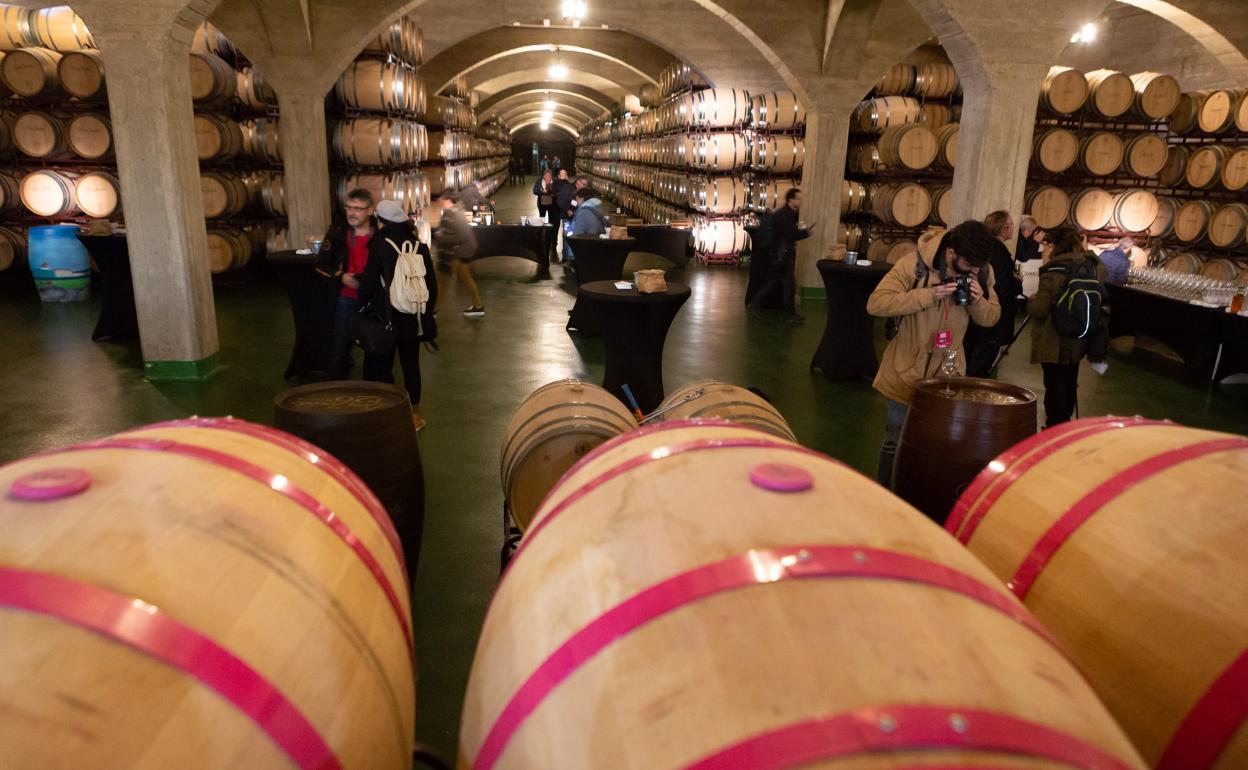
left=566, top=236, right=637, bottom=334
left=810, top=259, right=892, bottom=382
left=578, top=279, right=690, bottom=413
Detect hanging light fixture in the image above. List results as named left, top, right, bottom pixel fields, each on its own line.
left=1070, top=21, right=1097, bottom=44
left=561, top=0, right=587, bottom=20
left=548, top=62, right=569, bottom=80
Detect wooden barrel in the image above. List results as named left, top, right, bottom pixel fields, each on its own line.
left=273, top=381, right=425, bottom=573
left=895, top=378, right=1037, bottom=524
left=30, top=7, right=94, bottom=51
left=335, top=59, right=410, bottom=112
left=190, top=21, right=234, bottom=58
left=1077, top=131, right=1125, bottom=176
left=57, top=49, right=103, bottom=99
left=1207, top=203, right=1248, bottom=249
left=188, top=53, right=236, bottom=102
left=878, top=123, right=937, bottom=170
left=836, top=221, right=866, bottom=253
left=853, top=96, right=921, bottom=133
left=0, top=417, right=414, bottom=769
left=461, top=422, right=1148, bottom=770
left=1122, top=132, right=1167, bottom=177
left=74, top=171, right=120, bottom=218
left=873, top=62, right=915, bottom=95
left=499, top=380, right=637, bottom=532
left=1201, top=257, right=1239, bottom=282
left=205, top=227, right=252, bottom=272
left=750, top=135, right=804, bottom=174
left=872, top=182, right=931, bottom=227
left=200, top=172, right=248, bottom=219
left=693, top=217, right=747, bottom=255
left=20, top=169, right=78, bottom=216
left=236, top=66, right=276, bottom=108
left=334, top=118, right=406, bottom=167
left=1129, top=71, right=1181, bottom=120
left=839, top=179, right=868, bottom=216
left=193, top=114, right=242, bottom=161
left=847, top=143, right=882, bottom=174
left=750, top=91, right=804, bottom=130
left=12, top=110, right=68, bottom=158
left=928, top=183, right=952, bottom=225
left=1163, top=252, right=1202, bottom=273
left=66, top=112, right=111, bottom=159
left=691, top=176, right=748, bottom=214
left=639, top=83, right=659, bottom=108
left=260, top=173, right=285, bottom=217
left=919, top=101, right=952, bottom=128
left=913, top=61, right=958, bottom=98
left=1084, top=69, right=1134, bottom=119
left=866, top=236, right=919, bottom=265
left=1159, top=144, right=1189, bottom=187
left=1167, top=91, right=1200, bottom=134
left=657, top=380, right=797, bottom=441
left=693, top=132, right=748, bottom=171
left=1027, top=186, right=1071, bottom=230
left=1069, top=187, right=1115, bottom=231
left=1186, top=145, right=1230, bottom=189
left=932, top=123, right=958, bottom=169
left=242, top=118, right=281, bottom=163
left=1149, top=196, right=1179, bottom=237
left=1, top=46, right=61, bottom=97
left=1041, top=66, right=1088, bottom=114
left=1110, top=189, right=1159, bottom=233
left=1223, top=147, right=1248, bottom=191
left=1032, top=127, right=1079, bottom=173
left=1197, top=88, right=1246, bottom=134
left=1173, top=200, right=1215, bottom=243
left=0, top=5, right=33, bottom=49
left=946, top=418, right=1248, bottom=770
left=691, top=88, right=750, bottom=129
left=0, top=225, right=24, bottom=271
left=0, top=170, right=20, bottom=214
left=750, top=177, right=799, bottom=213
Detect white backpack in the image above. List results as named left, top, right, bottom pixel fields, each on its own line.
left=387, top=237, right=429, bottom=316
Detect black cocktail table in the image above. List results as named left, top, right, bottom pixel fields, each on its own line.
left=566, top=236, right=637, bottom=334
left=810, top=259, right=892, bottom=382
left=471, top=223, right=554, bottom=279
left=267, top=249, right=336, bottom=379
left=79, top=234, right=139, bottom=341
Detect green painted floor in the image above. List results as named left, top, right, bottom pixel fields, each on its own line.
left=2, top=178, right=1247, bottom=761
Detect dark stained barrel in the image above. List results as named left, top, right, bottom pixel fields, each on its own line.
left=274, top=381, right=425, bottom=574
left=893, top=377, right=1037, bottom=525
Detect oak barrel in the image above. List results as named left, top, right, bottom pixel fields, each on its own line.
left=895, top=377, right=1037, bottom=524
left=1, top=46, right=61, bottom=97
left=691, top=87, right=750, bottom=129
left=1172, top=199, right=1214, bottom=242
left=1122, top=132, right=1167, bottom=177
left=236, top=66, right=276, bottom=108
left=461, top=422, right=1148, bottom=770
left=0, top=5, right=33, bottom=49
left=693, top=217, right=747, bottom=255
left=1163, top=252, right=1201, bottom=273
left=1186, top=144, right=1230, bottom=190
left=242, top=117, right=282, bottom=163
left=1148, top=196, right=1178, bottom=237
left=0, top=169, right=20, bottom=213
left=853, top=96, right=921, bottom=133
left=750, top=135, right=803, bottom=174
left=194, top=114, right=243, bottom=161
left=690, top=176, right=747, bottom=215
left=1026, top=186, right=1071, bottom=230
left=1201, top=257, right=1240, bottom=282
left=1041, top=66, right=1088, bottom=114
left=1129, top=71, right=1180, bottom=120
left=1111, top=189, right=1159, bottom=233
left=946, top=418, right=1248, bottom=770
left=205, top=227, right=252, bottom=272
left=913, top=61, right=958, bottom=98
left=933, top=123, right=958, bottom=168
left=1158, top=144, right=1189, bottom=187
left=657, top=380, right=796, bottom=441
left=1077, top=131, right=1125, bottom=176
left=872, top=181, right=931, bottom=227
left=1084, top=69, right=1134, bottom=119
left=274, top=381, right=426, bottom=574
left=66, top=112, right=111, bottom=159
left=188, top=52, right=236, bottom=102
left=928, top=183, right=952, bottom=225
left=1207, top=203, right=1248, bottom=249
left=693, top=132, right=748, bottom=171
left=749, top=91, right=804, bottom=130
left=1223, top=147, right=1248, bottom=191
left=0, top=417, right=415, bottom=770
left=30, top=7, right=94, bottom=51
left=1197, top=88, right=1245, bottom=134
left=74, top=170, right=120, bottom=218
left=56, top=49, right=103, bottom=99
left=336, top=59, right=410, bottom=113
left=839, top=179, right=868, bottom=216
left=334, top=117, right=408, bottom=167
left=12, top=110, right=68, bottom=158
left=1032, top=127, right=1078, bottom=174
left=1167, top=91, right=1201, bottom=134
left=1069, top=187, right=1115, bottom=231
left=877, top=123, right=937, bottom=170
left=751, top=176, right=799, bottom=213
left=499, top=379, right=637, bottom=532
left=19, top=169, right=78, bottom=217
left=191, top=21, right=234, bottom=58
left=200, top=172, right=249, bottom=219
left=0, top=225, right=24, bottom=271
left=873, top=62, right=915, bottom=95
left=260, top=173, right=286, bottom=217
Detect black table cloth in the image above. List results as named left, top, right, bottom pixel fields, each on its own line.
left=80, top=234, right=139, bottom=342
left=743, top=224, right=781, bottom=309
left=578, top=279, right=690, bottom=413
left=1107, top=283, right=1248, bottom=382
left=810, top=259, right=893, bottom=382
left=470, top=223, right=554, bottom=279
left=267, top=249, right=336, bottom=380
left=566, top=236, right=637, bottom=335
left=626, top=225, right=691, bottom=268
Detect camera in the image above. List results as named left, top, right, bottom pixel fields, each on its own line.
left=953, top=274, right=972, bottom=306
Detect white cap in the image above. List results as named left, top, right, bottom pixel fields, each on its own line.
left=376, top=199, right=407, bottom=223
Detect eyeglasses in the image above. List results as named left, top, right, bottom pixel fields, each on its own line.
left=345, top=204, right=371, bottom=213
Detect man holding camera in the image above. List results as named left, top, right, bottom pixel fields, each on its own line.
left=867, top=220, right=1002, bottom=488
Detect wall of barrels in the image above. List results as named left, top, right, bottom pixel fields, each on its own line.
left=575, top=61, right=806, bottom=265
left=840, top=47, right=962, bottom=264
left=1024, top=67, right=1247, bottom=279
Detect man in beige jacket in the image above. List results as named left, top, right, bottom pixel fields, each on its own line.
left=867, top=220, right=1002, bottom=488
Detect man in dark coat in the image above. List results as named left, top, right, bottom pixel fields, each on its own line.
left=747, top=187, right=812, bottom=323
left=1015, top=215, right=1043, bottom=263
left=964, top=210, right=1024, bottom=377
left=316, top=188, right=376, bottom=378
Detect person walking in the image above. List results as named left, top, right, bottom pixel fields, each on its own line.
left=964, top=210, right=1024, bottom=377
left=432, top=192, right=484, bottom=317
left=357, top=200, right=438, bottom=431
left=867, top=221, right=1001, bottom=488
left=315, top=188, right=376, bottom=379
left=1027, top=227, right=1108, bottom=428
left=747, top=188, right=813, bottom=323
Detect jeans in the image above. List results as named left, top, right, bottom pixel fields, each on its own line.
left=561, top=219, right=575, bottom=263
left=328, top=295, right=359, bottom=379
left=876, top=399, right=909, bottom=488
left=363, top=339, right=423, bottom=405
left=1042, top=362, right=1080, bottom=427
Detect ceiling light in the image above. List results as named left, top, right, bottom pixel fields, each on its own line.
left=549, top=63, right=569, bottom=79
left=561, top=0, right=587, bottom=20
left=545, top=99, right=557, bottom=111
left=1070, top=21, right=1097, bottom=43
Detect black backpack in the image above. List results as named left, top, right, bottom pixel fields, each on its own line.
left=1043, top=258, right=1105, bottom=339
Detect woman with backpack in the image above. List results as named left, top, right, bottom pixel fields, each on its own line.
left=358, top=199, right=438, bottom=430
left=1028, top=226, right=1108, bottom=429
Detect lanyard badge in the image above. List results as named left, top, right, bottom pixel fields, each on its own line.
left=933, top=329, right=952, bottom=349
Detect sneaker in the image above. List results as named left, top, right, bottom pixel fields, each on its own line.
left=412, top=407, right=426, bottom=432
left=463, top=306, right=485, bottom=317
left=1090, top=361, right=1109, bottom=375
left=783, top=313, right=806, bottom=324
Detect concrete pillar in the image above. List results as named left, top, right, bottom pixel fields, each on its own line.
left=90, top=21, right=220, bottom=380
left=796, top=102, right=854, bottom=291
left=947, top=69, right=1047, bottom=228
left=276, top=88, right=333, bottom=244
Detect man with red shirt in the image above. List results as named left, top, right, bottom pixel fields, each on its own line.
left=316, top=188, right=376, bottom=379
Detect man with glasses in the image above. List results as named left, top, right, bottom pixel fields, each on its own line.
left=316, top=188, right=377, bottom=379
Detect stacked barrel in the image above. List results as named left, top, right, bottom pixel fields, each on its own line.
left=842, top=51, right=962, bottom=263
left=471, top=118, right=509, bottom=198
left=330, top=16, right=431, bottom=223
left=1025, top=65, right=1246, bottom=276
left=745, top=90, right=807, bottom=247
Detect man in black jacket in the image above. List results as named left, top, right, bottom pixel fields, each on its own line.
left=964, top=210, right=1025, bottom=377
left=747, top=187, right=812, bottom=323
left=316, top=188, right=376, bottom=378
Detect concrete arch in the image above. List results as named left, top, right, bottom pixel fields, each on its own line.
left=458, top=49, right=652, bottom=97
left=482, top=93, right=608, bottom=123
left=479, top=85, right=615, bottom=117
left=433, top=45, right=659, bottom=94
left=475, top=69, right=634, bottom=104
left=510, top=118, right=581, bottom=137
left=1113, top=0, right=1248, bottom=82
left=501, top=105, right=596, bottom=125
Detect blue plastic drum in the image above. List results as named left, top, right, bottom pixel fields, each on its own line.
left=28, top=225, right=90, bottom=302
